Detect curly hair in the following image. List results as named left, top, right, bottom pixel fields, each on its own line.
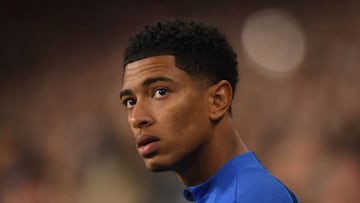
left=123, top=18, right=239, bottom=97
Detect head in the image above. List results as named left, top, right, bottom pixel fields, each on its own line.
left=120, top=18, right=239, bottom=172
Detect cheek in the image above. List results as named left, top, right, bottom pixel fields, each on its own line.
left=167, top=97, right=209, bottom=138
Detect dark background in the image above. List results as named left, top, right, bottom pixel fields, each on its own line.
left=1, top=1, right=359, bottom=202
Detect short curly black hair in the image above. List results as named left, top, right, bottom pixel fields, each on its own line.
left=123, top=18, right=239, bottom=97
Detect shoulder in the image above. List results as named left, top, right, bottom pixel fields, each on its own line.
left=235, top=170, right=294, bottom=203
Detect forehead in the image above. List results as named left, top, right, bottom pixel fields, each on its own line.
left=122, top=55, right=188, bottom=87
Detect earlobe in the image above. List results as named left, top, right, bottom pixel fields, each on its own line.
left=208, top=80, right=233, bottom=121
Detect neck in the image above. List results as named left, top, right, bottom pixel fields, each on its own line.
left=175, top=115, right=248, bottom=186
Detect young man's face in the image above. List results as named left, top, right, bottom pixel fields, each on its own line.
left=120, top=55, right=212, bottom=172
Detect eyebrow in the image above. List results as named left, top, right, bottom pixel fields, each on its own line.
left=120, top=76, right=173, bottom=99
left=142, top=76, right=173, bottom=87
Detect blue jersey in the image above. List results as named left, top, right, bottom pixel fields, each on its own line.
left=183, top=151, right=299, bottom=203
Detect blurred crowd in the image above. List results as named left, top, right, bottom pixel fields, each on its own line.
left=1, top=1, right=359, bottom=202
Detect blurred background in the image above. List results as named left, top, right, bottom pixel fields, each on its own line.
left=1, top=0, right=360, bottom=202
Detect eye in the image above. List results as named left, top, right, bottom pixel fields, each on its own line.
left=153, top=88, right=168, bottom=98
left=124, top=98, right=136, bottom=108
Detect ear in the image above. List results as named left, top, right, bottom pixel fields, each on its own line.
left=207, top=80, right=233, bottom=121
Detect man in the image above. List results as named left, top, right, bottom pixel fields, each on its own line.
left=120, top=18, right=299, bottom=203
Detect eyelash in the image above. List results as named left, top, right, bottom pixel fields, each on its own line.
left=153, top=88, right=169, bottom=98
left=122, top=88, right=170, bottom=109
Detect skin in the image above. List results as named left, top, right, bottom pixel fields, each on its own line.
left=120, top=55, right=248, bottom=186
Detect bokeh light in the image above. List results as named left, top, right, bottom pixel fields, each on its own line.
left=242, top=8, right=306, bottom=78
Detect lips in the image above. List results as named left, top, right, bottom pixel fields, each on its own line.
left=137, top=135, right=160, bottom=158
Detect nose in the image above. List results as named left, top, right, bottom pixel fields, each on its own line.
left=128, top=100, right=154, bottom=129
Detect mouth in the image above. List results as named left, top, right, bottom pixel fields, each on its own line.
left=137, top=135, right=160, bottom=158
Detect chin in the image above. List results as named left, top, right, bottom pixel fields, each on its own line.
left=144, top=159, right=173, bottom=172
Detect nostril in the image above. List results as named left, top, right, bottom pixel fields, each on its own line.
left=137, top=120, right=149, bottom=128
left=130, top=117, right=151, bottom=129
